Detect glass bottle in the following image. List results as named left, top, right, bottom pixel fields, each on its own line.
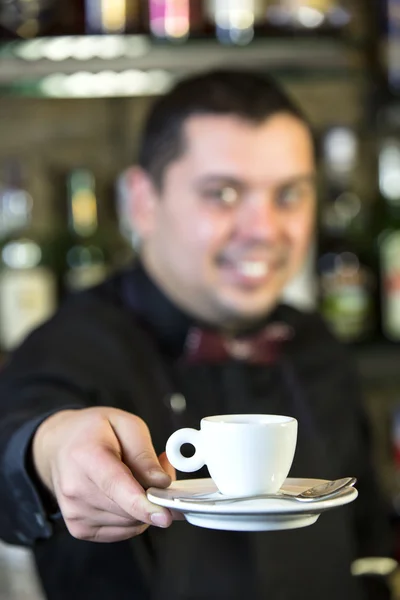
left=317, top=127, right=376, bottom=344
left=0, top=159, right=57, bottom=352
left=0, top=0, right=59, bottom=38
left=376, top=135, right=400, bottom=342
left=385, top=0, right=400, bottom=92
left=62, top=168, right=109, bottom=294
left=85, top=0, right=142, bottom=34
left=205, top=0, right=267, bottom=45
left=265, top=0, right=352, bottom=33
left=147, top=0, right=205, bottom=42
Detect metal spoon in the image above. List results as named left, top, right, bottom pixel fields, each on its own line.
left=175, top=477, right=357, bottom=505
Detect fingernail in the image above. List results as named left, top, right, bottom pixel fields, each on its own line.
left=151, top=513, right=169, bottom=528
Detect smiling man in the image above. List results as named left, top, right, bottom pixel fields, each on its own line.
left=0, top=70, right=393, bottom=600
left=133, top=111, right=316, bottom=326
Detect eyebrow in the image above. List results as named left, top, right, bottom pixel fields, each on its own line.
left=194, top=175, right=246, bottom=188
left=194, top=173, right=317, bottom=189
left=277, top=174, right=317, bottom=189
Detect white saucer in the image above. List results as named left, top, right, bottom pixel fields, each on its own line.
left=147, top=477, right=358, bottom=532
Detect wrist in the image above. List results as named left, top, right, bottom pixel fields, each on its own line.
left=31, top=410, right=76, bottom=494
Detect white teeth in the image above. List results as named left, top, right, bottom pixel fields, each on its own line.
left=238, top=261, right=269, bottom=278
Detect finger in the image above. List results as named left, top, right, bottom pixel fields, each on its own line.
left=63, top=480, right=135, bottom=520
left=158, top=451, right=176, bottom=481
left=108, top=412, right=171, bottom=489
left=89, top=446, right=173, bottom=528
left=53, top=465, right=136, bottom=521
left=69, top=522, right=149, bottom=543
left=86, top=513, right=143, bottom=528
left=83, top=480, right=174, bottom=524
left=90, top=524, right=150, bottom=543
left=60, top=499, right=146, bottom=528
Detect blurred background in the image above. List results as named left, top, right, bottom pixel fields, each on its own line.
left=1, top=0, right=400, bottom=598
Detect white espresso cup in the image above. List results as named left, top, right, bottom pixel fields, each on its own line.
left=166, top=414, right=298, bottom=496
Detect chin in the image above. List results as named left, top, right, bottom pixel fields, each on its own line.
left=219, top=298, right=279, bottom=324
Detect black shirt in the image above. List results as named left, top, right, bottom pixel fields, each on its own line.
left=0, top=263, right=393, bottom=600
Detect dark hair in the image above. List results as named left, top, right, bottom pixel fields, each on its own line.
left=137, top=69, right=310, bottom=188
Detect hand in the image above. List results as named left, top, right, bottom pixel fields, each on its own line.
left=32, top=407, right=176, bottom=542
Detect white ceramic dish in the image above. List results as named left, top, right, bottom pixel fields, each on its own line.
left=147, top=477, right=358, bottom=532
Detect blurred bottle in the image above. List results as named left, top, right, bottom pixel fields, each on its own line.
left=317, top=127, right=376, bottom=344
left=147, top=0, right=205, bottom=42
left=376, top=134, right=400, bottom=342
left=114, top=169, right=138, bottom=261
left=0, top=0, right=60, bottom=38
left=62, top=169, right=109, bottom=294
left=0, top=160, right=57, bottom=353
left=205, top=0, right=267, bottom=45
left=391, top=405, right=400, bottom=515
left=386, top=0, right=400, bottom=92
left=265, top=0, right=352, bottom=33
left=94, top=170, right=136, bottom=272
left=85, top=0, right=142, bottom=34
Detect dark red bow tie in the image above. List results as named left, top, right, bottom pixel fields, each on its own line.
left=183, top=322, right=294, bottom=365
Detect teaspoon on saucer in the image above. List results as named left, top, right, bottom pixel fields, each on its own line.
left=175, top=477, right=357, bottom=505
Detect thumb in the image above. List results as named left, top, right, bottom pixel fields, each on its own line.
left=159, top=451, right=176, bottom=482
left=108, top=410, right=171, bottom=489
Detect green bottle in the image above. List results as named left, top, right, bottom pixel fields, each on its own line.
left=63, top=168, right=109, bottom=294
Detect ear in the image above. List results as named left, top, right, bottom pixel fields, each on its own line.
left=125, top=166, right=158, bottom=241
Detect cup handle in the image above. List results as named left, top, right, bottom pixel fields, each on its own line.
left=165, top=428, right=205, bottom=473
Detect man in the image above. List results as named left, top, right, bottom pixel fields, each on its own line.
left=0, top=69, right=393, bottom=600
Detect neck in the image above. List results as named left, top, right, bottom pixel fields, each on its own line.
left=139, top=253, right=275, bottom=336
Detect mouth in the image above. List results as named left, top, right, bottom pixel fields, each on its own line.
left=217, top=257, right=281, bottom=288
left=236, top=260, right=269, bottom=279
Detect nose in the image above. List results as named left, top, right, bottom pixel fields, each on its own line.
left=237, top=196, right=283, bottom=243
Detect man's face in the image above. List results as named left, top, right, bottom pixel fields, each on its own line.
left=133, top=112, right=316, bottom=328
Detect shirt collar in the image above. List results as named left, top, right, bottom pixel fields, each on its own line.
left=119, top=259, right=294, bottom=359
left=120, top=261, right=194, bottom=358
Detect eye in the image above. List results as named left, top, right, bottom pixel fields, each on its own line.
left=277, top=182, right=314, bottom=207
left=202, top=186, right=240, bottom=206
left=278, top=187, right=300, bottom=206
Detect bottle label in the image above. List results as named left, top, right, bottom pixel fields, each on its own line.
left=65, top=264, right=108, bottom=292
left=381, top=231, right=400, bottom=339
left=0, top=267, right=56, bottom=351
left=71, top=189, right=98, bottom=237
left=319, top=252, right=374, bottom=342
left=149, top=0, right=191, bottom=38
left=86, top=0, right=132, bottom=33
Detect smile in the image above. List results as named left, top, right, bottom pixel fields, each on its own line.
left=218, top=258, right=273, bottom=287
left=236, top=261, right=269, bottom=278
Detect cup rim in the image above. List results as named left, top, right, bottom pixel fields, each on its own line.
left=202, top=414, right=296, bottom=425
